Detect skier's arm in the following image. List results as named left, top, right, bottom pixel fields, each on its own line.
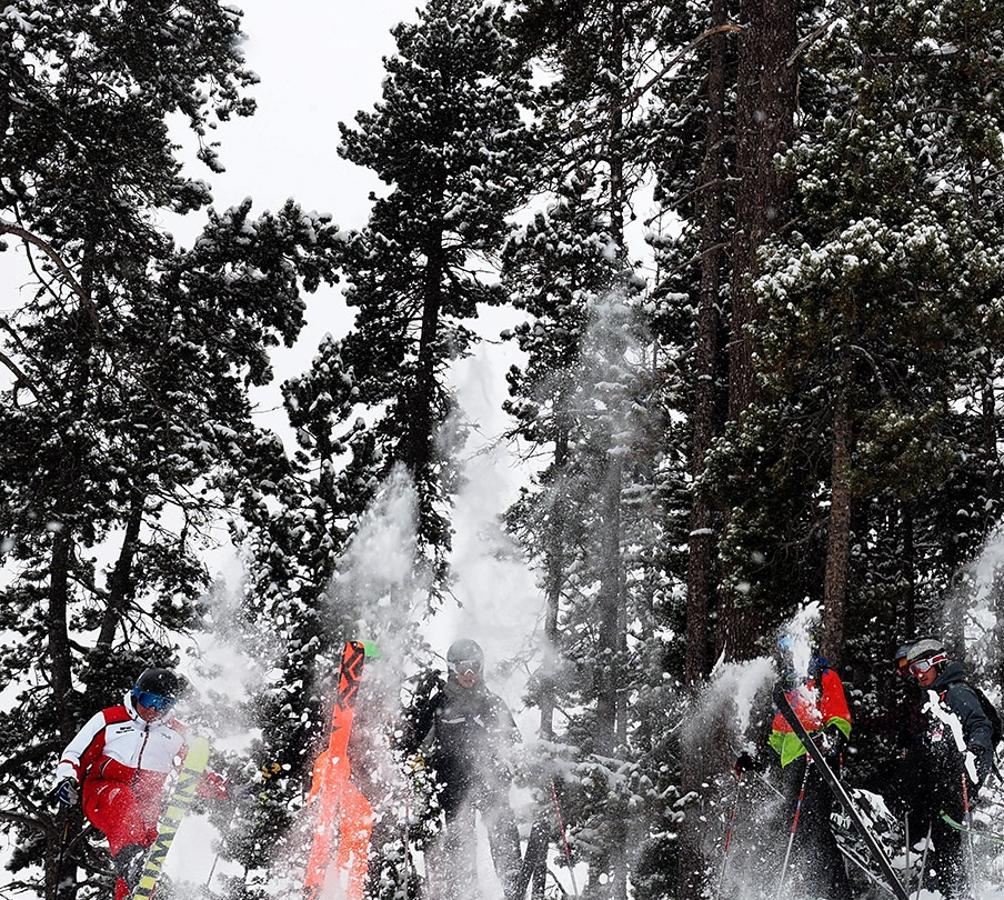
left=55, top=711, right=107, bottom=784
left=399, top=680, right=441, bottom=756
left=953, top=685, right=995, bottom=785
left=819, top=669, right=852, bottom=740
left=495, top=698, right=521, bottom=746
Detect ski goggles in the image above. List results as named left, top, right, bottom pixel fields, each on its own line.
left=449, top=659, right=482, bottom=676
left=132, top=688, right=177, bottom=711
left=908, top=653, right=947, bottom=676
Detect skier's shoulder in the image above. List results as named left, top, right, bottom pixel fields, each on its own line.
left=937, top=664, right=979, bottom=708
left=481, top=686, right=515, bottom=721
left=942, top=677, right=991, bottom=727
left=99, top=704, right=132, bottom=725
left=483, top=685, right=509, bottom=709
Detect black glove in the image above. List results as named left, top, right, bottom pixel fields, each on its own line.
left=821, top=725, right=847, bottom=758
left=54, top=778, right=79, bottom=808
left=734, top=752, right=756, bottom=777
left=230, top=782, right=260, bottom=807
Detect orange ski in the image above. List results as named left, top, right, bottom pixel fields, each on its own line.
left=304, top=640, right=374, bottom=900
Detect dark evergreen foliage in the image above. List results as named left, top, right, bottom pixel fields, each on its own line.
left=4, top=1, right=1004, bottom=899
left=0, top=2, right=341, bottom=896
left=336, top=0, right=535, bottom=601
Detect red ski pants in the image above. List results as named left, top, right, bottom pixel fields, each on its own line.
left=83, top=780, right=160, bottom=900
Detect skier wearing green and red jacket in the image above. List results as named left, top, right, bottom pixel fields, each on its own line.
left=736, top=635, right=852, bottom=900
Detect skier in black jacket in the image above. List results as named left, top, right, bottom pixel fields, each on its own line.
left=888, top=640, right=933, bottom=827
left=903, top=638, right=996, bottom=898
left=401, top=639, right=521, bottom=900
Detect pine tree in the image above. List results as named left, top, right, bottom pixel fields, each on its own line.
left=701, top=0, right=1004, bottom=791
left=336, top=0, right=534, bottom=603
left=505, top=2, right=694, bottom=896
left=0, top=4, right=342, bottom=896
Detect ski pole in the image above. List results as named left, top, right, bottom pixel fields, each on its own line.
left=915, top=821, right=932, bottom=900
left=717, top=772, right=743, bottom=897
left=205, top=853, right=222, bottom=891
left=775, top=759, right=810, bottom=900
left=904, top=814, right=910, bottom=882
left=402, top=790, right=412, bottom=900
left=961, top=773, right=977, bottom=890
left=550, top=781, right=579, bottom=900
left=839, top=842, right=897, bottom=898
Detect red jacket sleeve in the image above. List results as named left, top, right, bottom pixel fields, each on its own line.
left=819, top=668, right=851, bottom=729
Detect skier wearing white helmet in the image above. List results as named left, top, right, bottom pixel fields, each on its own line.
left=902, top=638, right=998, bottom=898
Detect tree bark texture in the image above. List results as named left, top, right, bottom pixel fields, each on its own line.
left=685, top=0, right=728, bottom=691
left=409, top=220, right=445, bottom=481
left=718, top=0, right=797, bottom=661
left=540, top=424, right=568, bottom=742
left=681, top=6, right=729, bottom=897
left=96, top=493, right=145, bottom=650
left=602, top=6, right=629, bottom=898
left=822, top=353, right=852, bottom=665
left=727, top=0, right=797, bottom=420
left=982, top=350, right=998, bottom=525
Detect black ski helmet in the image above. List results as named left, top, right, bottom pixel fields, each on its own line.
left=894, top=642, right=913, bottom=677
left=134, top=667, right=185, bottom=699
left=447, top=639, right=484, bottom=677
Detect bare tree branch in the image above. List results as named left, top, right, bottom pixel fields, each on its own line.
left=0, top=347, right=52, bottom=409
left=0, top=221, right=99, bottom=329
left=0, top=807, right=56, bottom=838
left=630, top=23, right=743, bottom=106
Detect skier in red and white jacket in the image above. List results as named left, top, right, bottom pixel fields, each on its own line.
left=53, top=668, right=228, bottom=900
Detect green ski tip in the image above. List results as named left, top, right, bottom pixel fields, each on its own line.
left=360, top=641, right=382, bottom=659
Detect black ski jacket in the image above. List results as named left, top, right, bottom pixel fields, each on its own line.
left=922, top=662, right=995, bottom=790
left=401, top=677, right=519, bottom=786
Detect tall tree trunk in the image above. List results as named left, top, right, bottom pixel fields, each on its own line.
left=822, top=352, right=852, bottom=664
left=46, top=527, right=79, bottom=900
left=680, top=8, right=728, bottom=898
left=981, top=348, right=1004, bottom=695
left=96, top=492, right=145, bottom=650
left=685, top=0, right=727, bottom=691
left=718, top=0, right=797, bottom=660
left=540, top=422, right=568, bottom=741
left=532, top=422, right=568, bottom=900
left=982, top=349, right=998, bottom=524
left=902, top=503, right=916, bottom=639
left=595, top=453, right=624, bottom=900
left=44, top=237, right=98, bottom=900
left=47, top=528, right=76, bottom=743
left=727, top=0, right=796, bottom=419
left=597, top=4, right=628, bottom=897
left=410, top=226, right=445, bottom=479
